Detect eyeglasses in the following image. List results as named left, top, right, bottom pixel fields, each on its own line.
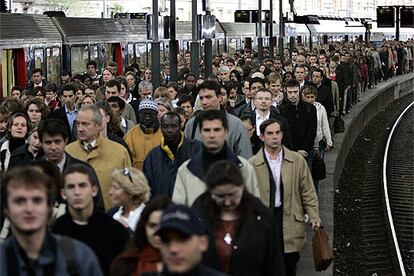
left=123, top=168, right=133, bottom=183
left=211, top=189, right=242, bottom=203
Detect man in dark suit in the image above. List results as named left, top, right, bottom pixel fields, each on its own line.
left=48, top=84, right=77, bottom=141
left=26, top=68, right=48, bottom=92
left=250, top=88, right=292, bottom=150
left=37, top=118, right=105, bottom=211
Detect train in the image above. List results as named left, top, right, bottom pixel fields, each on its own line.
left=1, top=12, right=413, bottom=98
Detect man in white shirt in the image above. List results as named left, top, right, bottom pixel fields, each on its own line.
left=249, top=118, right=320, bottom=276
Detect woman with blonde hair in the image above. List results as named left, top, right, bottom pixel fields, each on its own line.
left=108, top=167, right=151, bottom=235
left=156, top=97, right=173, bottom=122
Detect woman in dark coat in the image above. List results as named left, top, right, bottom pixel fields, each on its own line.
left=192, top=160, right=285, bottom=276
left=9, top=127, right=44, bottom=168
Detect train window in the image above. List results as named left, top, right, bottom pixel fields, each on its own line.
left=46, top=47, right=60, bottom=85
left=160, top=41, right=165, bottom=63
left=126, top=43, right=135, bottom=66
left=228, top=38, right=238, bottom=56
left=135, top=43, right=147, bottom=69
left=90, top=45, right=99, bottom=63
left=34, top=48, right=44, bottom=71
left=71, top=46, right=89, bottom=75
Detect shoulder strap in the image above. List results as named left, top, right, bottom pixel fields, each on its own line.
left=59, top=236, right=79, bottom=276
left=191, top=116, right=199, bottom=140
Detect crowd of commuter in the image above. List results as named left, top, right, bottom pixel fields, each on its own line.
left=1, top=38, right=413, bottom=276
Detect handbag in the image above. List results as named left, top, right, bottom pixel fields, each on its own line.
left=334, top=117, right=345, bottom=133
left=312, top=226, right=333, bottom=271
left=312, top=155, right=326, bottom=180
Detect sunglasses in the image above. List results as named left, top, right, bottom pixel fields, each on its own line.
left=123, top=168, right=133, bottom=183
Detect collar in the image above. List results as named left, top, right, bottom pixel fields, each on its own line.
left=160, top=132, right=184, bottom=160
left=83, top=139, right=97, bottom=151
left=264, top=147, right=283, bottom=161
left=64, top=105, right=76, bottom=113
left=187, top=143, right=242, bottom=180
left=255, top=109, right=270, bottom=119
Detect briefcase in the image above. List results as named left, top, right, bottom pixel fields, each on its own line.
left=312, top=226, right=333, bottom=271
left=312, top=155, right=326, bottom=180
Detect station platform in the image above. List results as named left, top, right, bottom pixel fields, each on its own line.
left=296, top=73, right=414, bottom=275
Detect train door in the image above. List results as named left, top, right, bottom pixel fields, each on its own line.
left=1, top=48, right=27, bottom=99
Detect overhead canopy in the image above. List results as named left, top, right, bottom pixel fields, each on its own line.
left=0, top=13, right=61, bottom=49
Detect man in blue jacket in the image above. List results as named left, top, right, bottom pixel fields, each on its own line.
left=1, top=166, right=103, bottom=276
left=143, top=112, right=201, bottom=198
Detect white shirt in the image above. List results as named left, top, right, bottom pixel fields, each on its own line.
left=264, top=148, right=283, bottom=207
left=112, top=203, right=145, bottom=231
left=255, top=110, right=270, bottom=136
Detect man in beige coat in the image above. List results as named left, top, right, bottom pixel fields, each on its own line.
left=173, top=109, right=260, bottom=206
left=66, top=104, right=131, bottom=209
left=249, top=118, right=321, bottom=276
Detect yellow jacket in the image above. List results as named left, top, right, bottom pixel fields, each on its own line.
left=65, top=135, right=132, bottom=209
left=123, top=125, right=163, bottom=170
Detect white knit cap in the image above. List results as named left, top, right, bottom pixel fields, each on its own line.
left=139, top=99, right=158, bottom=112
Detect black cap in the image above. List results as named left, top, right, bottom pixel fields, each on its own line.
left=155, top=204, right=206, bottom=237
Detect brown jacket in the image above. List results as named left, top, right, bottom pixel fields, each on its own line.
left=66, top=135, right=131, bottom=209
left=249, top=146, right=320, bottom=253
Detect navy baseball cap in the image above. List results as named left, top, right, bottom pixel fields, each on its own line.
left=155, top=204, right=206, bottom=237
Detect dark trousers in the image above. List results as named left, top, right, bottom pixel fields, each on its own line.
left=275, top=207, right=301, bottom=276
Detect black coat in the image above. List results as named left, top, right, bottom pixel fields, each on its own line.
left=48, top=106, right=76, bottom=142
left=53, top=211, right=129, bottom=276
left=143, top=138, right=202, bottom=198
left=8, top=144, right=44, bottom=168
left=280, top=100, right=317, bottom=152
left=316, top=84, right=335, bottom=117
left=192, top=192, right=286, bottom=276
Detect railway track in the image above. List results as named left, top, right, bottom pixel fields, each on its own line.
left=334, top=97, right=414, bottom=276
left=383, top=102, right=414, bottom=275
left=361, top=102, right=413, bottom=275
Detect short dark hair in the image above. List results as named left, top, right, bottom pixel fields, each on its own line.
left=61, top=84, right=77, bottom=94
left=197, top=80, right=220, bottom=97
left=1, top=166, right=56, bottom=211
left=312, top=68, right=324, bottom=77
left=285, top=79, right=300, bottom=90
left=177, top=94, right=194, bottom=107
left=61, top=70, right=72, bottom=77
left=106, top=79, right=121, bottom=92
left=32, top=68, right=43, bottom=76
left=38, top=118, right=69, bottom=143
left=205, top=160, right=244, bottom=190
left=249, top=77, right=266, bottom=89
left=197, top=109, right=228, bottom=130
left=61, top=163, right=99, bottom=189
left=44, top=83, right=57, bottom=93
left=259, top=118, right=283, bottom=135
left=302, top=85, right=318, bottom=97
left=87, top=60, right=98, bottom=69
left=161, top=111, right=182, bottom=126
left=107, top=96, right=126, bottom=111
